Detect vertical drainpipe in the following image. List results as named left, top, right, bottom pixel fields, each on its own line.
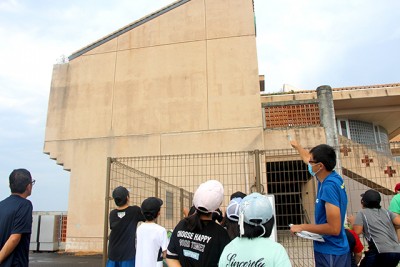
left=316, top=85, right=342, bottom=175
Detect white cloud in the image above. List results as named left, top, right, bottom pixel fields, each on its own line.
left=0, top=0, right=23, bottom=12
left=254, top=0, right=400, bottom=91
left=0, top=0, right=179, bottom=210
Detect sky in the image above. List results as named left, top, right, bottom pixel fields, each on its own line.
left=0, top=0, right=399, bottom=211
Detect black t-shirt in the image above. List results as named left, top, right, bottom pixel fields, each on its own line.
left=0, top=195, right=33, bottom=267
left=167, top=219, right=230, bottom=267
left=108, top=206, right=144, bottom=261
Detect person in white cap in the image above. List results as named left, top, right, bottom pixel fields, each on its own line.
left=166, top=180, right=230, bottom=267
left=218, top=192, right=291, bottom=267
left=221, top=197, right=243, bottom=240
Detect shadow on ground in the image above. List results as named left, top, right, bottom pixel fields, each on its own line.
left=29, top=252, right=102, bottom=267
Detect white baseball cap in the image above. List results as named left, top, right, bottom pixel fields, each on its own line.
left=226, top=197, right=243, bottom=221
left=193, top=180, right=224, bottom=213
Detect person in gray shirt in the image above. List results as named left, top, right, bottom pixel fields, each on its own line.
left=351, top=189, right=400, bottom=267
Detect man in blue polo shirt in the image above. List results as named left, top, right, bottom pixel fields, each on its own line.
left=0, top=169, right=34, bottom=267
left=290, top=141, right=350, bottom=267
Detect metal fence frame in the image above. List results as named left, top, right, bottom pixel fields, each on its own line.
left=103, top=142, right=399, bottom=266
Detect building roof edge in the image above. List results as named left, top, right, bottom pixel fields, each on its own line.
left=68, top=0, right=190, bottom=61
left=260, top=83, right=400, bottom=96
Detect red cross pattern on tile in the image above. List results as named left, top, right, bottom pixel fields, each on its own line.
left=361, top=155, right=373, bottom=167
left=384, top=166, right=396, bottom=177
left=340, top=145, right=352, bottom=156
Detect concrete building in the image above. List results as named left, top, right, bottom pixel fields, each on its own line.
left=45, top=0, right=262, bottom=252
left=44, top=0, right=400, bottom=254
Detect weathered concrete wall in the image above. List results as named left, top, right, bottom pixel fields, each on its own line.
left=263, top=127, right=327, bottom=150
left=45, top=0, right=262, bottom=252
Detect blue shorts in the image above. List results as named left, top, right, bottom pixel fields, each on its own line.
left=106, top=258, right=135, bottom=267
left=314, top=251, right=351, bottom=267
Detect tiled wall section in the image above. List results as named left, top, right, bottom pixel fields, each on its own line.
left=265, top=104, right=320, bottom=128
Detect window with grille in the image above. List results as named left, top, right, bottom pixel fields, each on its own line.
left=349, top=120, right=376, bottom=145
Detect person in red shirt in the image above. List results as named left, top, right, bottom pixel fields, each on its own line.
left=345, top=228, right=364, bottom=267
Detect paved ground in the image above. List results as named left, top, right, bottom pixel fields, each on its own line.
left=29, top=252, right=103, bottom=267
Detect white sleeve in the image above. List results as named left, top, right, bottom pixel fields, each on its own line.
left=161, top=227, right=169, bottom=251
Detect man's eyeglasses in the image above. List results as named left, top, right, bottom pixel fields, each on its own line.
left=31, top=180, right=36, bottom=186
left=309, top=160, right=318, bottom=164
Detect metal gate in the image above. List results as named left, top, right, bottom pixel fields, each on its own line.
left=103, top=142, right=399, bottom=266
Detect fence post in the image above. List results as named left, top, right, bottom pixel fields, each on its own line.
left=155, top=178, right=159, bottom=198
left=103, top=157, right=112, bottom=267
left=254, top=150, right=261, bottom=192
left=180, top=188, right=184, bottom=219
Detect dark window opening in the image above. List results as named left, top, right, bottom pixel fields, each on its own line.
left=266, top=160, right=310, bottom=230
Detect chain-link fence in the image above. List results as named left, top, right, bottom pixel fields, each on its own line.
left=104, top=141, right=399, bottom=266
